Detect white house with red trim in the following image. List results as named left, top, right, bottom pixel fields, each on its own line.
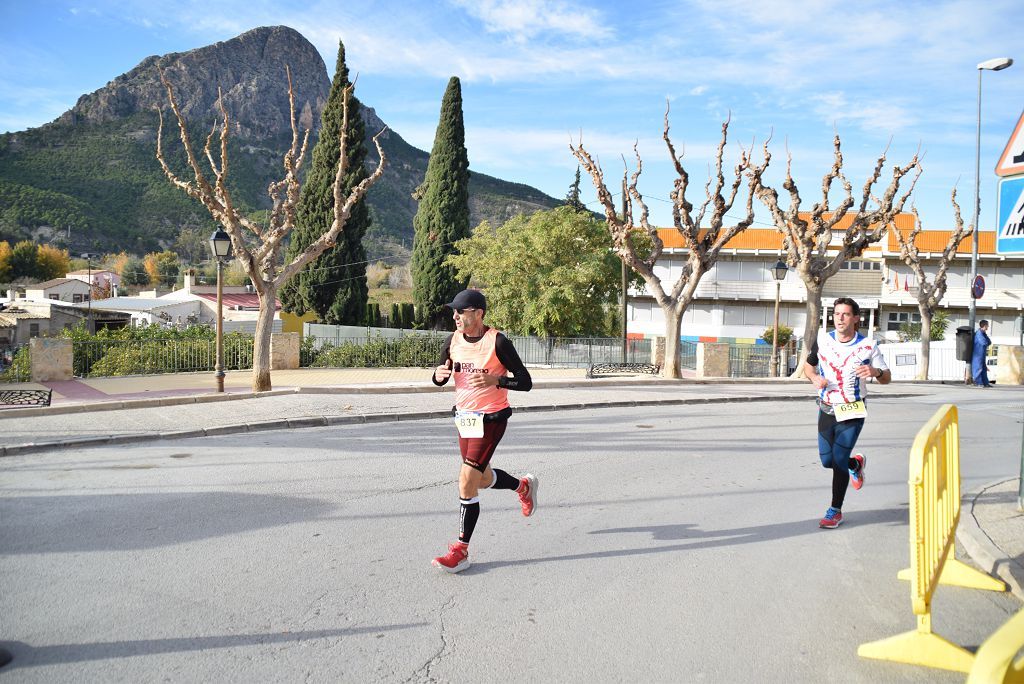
left=65, top=269, right=121, bottom=291
left=159, top=272, right=281, bottom=323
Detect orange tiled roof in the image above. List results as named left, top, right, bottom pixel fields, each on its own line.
left=887, top=228, right=996, bottom=254
left=657, top=228, right=785, bottom=250
left=656, top=212, right=999, bottom=253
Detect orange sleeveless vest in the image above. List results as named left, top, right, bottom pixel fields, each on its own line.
left=450, top=327, right=509, bottom=414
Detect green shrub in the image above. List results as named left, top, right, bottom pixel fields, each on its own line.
left=309, top=334, right=445, bottom=369
left=0, top=346, right=30, bottom=382
left=62, top=322, right=254, bottom=377
left=761, top=325, right=794, bottom=347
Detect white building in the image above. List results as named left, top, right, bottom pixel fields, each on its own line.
left=24, top=278, right=93, bottom=303
left=159, top=272, right=281, bottom=324
left=65, top=269, right=121, bottom=292
left=76, top=297, right=204, bottom=328
left=627, top=214, right=1024, bottom=346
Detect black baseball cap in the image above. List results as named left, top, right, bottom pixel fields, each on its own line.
left=446, top=289, right=486, bottom=311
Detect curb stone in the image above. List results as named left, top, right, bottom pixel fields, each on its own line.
left=0, top=392, right=926, bottom=458
left=957, top=479, right=1024, bottom=601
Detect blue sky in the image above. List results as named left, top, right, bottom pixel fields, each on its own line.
left=1, top=0, right=1022, bottom=234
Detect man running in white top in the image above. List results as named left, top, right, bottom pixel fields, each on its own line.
left=803, top=297, right=891, bottom=529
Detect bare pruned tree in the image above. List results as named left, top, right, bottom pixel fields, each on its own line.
left=156, top=67, right=387, bottom=391
left=752, top=136, right=921, bottom=370
left=570, top=106, right=771, bottom=378
left=891, top=193, right=972, bottom=379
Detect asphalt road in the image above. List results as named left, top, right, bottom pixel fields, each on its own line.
left=1, top=390, right=1021, bottom=682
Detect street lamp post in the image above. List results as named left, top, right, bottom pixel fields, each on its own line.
left=770, top=259, right=788, bottom=377
left=208, top=229, right=232, bottom=393
left=969, top=57, right=1013, bottom=381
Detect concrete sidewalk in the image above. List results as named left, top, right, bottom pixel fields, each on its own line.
left=1, top=368, right=1021, bottom=602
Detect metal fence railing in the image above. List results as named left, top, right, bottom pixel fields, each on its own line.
left=680, top=340, right=697, bottom=370
left=301, top=334, right=446, bottom=368
left=0, top=343, right=31, bottom=383
left=59, top=334, right=805, bottom=379
left=72, top=338, right=254, bottom=377
left=300, top=333, right=654, bottom=370
left=507, top=336, right=652, bottom=368
left=728, top=344, right=773, bottom=378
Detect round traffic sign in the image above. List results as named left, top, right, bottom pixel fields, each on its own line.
left=972, top=275, right=986, bottom=299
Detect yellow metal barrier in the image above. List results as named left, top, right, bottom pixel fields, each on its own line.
left=968, top=607, right=1024, bottom=684
left=858, top=404, right=1007, bottom=673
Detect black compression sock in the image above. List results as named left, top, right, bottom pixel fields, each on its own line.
left=831, top=467, right=850, bottom=509
left=459, top=498, right=480, bottom=543
left=491, top=469, right=520, bottom=491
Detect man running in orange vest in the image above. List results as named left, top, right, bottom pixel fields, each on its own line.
left=430, top=289, right=536, bottom=573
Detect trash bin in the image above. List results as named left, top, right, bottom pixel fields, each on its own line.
left=955, top=326, right=974, bottom=362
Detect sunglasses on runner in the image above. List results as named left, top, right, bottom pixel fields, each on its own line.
left=454, top=308, right=478, bottom=315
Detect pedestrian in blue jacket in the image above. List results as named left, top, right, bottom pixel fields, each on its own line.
left=972, top=320, right=992, bottom=387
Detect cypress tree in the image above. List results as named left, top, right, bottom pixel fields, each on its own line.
left=566, top=167, right=585, bottom=212
left=280, top=40, right=371, bottom=324
left=411, top=77, right=470, bottom=330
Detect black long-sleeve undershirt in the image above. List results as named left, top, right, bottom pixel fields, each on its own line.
left=430, top=330, right=533, bottom=391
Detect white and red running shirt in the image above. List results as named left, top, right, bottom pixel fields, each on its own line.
left=807, top=329, right=889, bottom=405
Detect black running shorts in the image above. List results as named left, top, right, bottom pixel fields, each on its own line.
left=459, top=420, right=508, bottom=471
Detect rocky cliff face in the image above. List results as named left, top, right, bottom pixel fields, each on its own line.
left=1, top=25, right=559, bottom=256
left=61, top=26, right=329, bottom=139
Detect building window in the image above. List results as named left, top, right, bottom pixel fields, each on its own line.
left=73, top=294, right=83, bottom=303
left=49, top=294, right=59, bottom=300
left=842, top=261, right=881, bottom=271
left=29, top=323, right=40, bottom=337
left=886, top=311, right=921, bottom=331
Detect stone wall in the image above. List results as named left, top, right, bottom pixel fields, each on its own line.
left=696, top=342, right=729, bottom=378
left=29, top=338, right=73, bottom=382
left=997, top=346, right=1023, bottom=385
left=271, top=332, right=300, bottom=370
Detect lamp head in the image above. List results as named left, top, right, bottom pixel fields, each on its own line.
left=978, top=57, right=1013, bottom=71
left=208, top=228, right=232, bottom=260
left=771, top=259, right=789, bottom=282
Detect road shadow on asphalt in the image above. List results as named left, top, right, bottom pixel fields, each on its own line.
left=0, top=492, right=333, bottom=554
left=0, top=623, right=426, bottom=669
left=468, top=506, right=907, bottom=573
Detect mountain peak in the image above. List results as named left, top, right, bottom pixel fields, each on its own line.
left=60, top=25, right=329, bottom=139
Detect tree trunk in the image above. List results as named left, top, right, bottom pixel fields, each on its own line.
left=794, top=280, right=824, bottom=378
left=660, top=304, right=684, bottom=379
left=251, top=284, right=277, bottom=392
left=918, top=309, right=932, bottom=381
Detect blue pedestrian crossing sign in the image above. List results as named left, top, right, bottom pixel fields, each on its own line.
left=997, top=176, right=1024, bottom=254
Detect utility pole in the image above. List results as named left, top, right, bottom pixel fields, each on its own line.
left=87, top=255, right=92, bottom=327
left=620, top=178, right=628, bottom=364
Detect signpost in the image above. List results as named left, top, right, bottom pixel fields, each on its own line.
left=995, top=115, right=1024, bottom=511
left=996, top=176, right=1024, bottom=254
left=994, top=110, right=1024, bottom=177
left=971, top=275, right=986, bottom=299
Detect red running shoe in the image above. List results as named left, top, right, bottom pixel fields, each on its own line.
left=432, top=541, right=470, bottom=573
left=819, top=507, right=843, bottom=529
left=518, top=474, right=538, bottom=517
left=850, top=453, right=866, bottom=491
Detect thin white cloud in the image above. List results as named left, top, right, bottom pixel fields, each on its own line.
left=448, top=0, right=611, bottom=43
left=810, top=91, right=916, bottom=134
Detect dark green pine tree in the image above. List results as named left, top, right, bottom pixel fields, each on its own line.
left=566, top=166, right=586, bottom=212
left=411, top=77, right=470, bottom=330
left=280, top=40, right=371, bottom=324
